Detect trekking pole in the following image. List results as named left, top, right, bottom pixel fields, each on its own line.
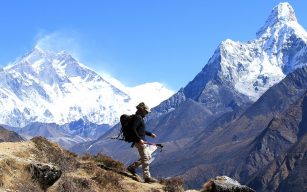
left=144, top=141, right=163, bottom=148
left=110, top=137, right=163, bottom=147
left=110, top=137, right=164, bottom=151
left=144, top=141, right=164, bottom=152
left=110, top=136, right=124, bottom=141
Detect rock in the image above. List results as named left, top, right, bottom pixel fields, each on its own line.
left=28, top=163, right=62, bottom=190
left=202, top=176, right=255, bottom=192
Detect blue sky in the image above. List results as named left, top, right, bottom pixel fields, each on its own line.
left=0, top=0, right=306, bottom=91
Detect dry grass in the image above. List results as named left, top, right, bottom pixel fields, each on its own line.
left=0, top=173, right=4, bottom=187
left=54, top=175, right=95, bottom=192
left=14, top=180, right=41, bottom=192
left=92, top=169, right=123, bottom=188
left=161, top=177, right=185, bottom=192
left=82, top=152, right=125, bottom=171
left=0, top=137, right=166, bottom=192
left=0, top=157, right=42, bottom=191
left=31, top=137, right=130, bottom=191
left=31, top=136, right=79, bottom=172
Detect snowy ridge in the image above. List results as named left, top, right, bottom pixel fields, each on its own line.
left=217, top=2, right=307, bottom=101
left=153, top=2, right=307, bottom=117
left=0, top=48, right=174, bottom=127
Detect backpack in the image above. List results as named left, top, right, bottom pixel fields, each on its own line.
left=119, top=114, right=135, bottom=142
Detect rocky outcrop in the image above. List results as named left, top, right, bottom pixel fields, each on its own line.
left=202, top=176, right=255, bottom=192
left=28, top=163, right=62, bottom=190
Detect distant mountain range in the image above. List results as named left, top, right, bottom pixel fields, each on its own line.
left=0, top=47, right=173, bottom=147
left=0, top=126, right=24, bottom=142
left=72, top=3, right=307, bottom=191
left=0, top=48, right=173, bottom=128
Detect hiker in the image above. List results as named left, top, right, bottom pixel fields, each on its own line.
left=126, top=102, right=159, bottom=183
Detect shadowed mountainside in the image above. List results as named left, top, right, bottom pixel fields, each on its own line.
left=0, top=126, right=24, bottom=142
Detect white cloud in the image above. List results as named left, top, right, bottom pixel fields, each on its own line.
left=34, top=30, right=82, bottom=60
left=99, top=71, right=128, bottom=92
left=99, top=71, right=174, bottom=108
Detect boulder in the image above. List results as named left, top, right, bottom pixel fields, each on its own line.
left=202, top=176, right=255, bottom=192
left=28, top=163, right=62, bottom=190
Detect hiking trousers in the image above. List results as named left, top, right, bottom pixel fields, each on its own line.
left=129, top=143, right=152, bottom=179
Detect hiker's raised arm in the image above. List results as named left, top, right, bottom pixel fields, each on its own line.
left=146, top=131, right=156, bottom=138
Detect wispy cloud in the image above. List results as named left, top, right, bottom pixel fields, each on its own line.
left=34, top=30, right=82, bottom=60
left=98, top=71, right=128, bottom=91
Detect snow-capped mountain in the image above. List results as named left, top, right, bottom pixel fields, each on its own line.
left=0, top=47, right=173, bottom=127
left=195, top=2, right=307, bottom=101
left=222, top=2, right=307, bottom=100
left=153, top=2, right=307, bottom=116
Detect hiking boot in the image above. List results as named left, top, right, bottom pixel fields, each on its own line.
left=127, top=166, right=136, bottom=175
left=127, top=166, right=142, bottom=182
left=133, top=175, right=142, bottom=182
left=144, top=177, right=159, bottom=183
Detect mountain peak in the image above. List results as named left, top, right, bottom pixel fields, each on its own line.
left=33, top=45, right=47, bottom=54
left=4, top=47, right=81, bottom=73
left=256, top=2, right=298, bottom=38
left=28, top=47, right=75, bottom=63
left=272, top=2, right=297, bottom=23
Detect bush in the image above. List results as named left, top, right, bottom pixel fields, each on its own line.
left=81, top=153, right=93, bottom=161
left=82, top=153, right=125, bottom=171
left=92, top=169, right=122, bottom=187
left=31, top=137, right=79, bottom=171
left=81, top=153, right=126, bottom=191
left=57, top=175, right=94, bottom=192
left=80, top=161, right=98, bottom=174
left=12, top=170, right=42, bottom=192
left=0, top=174, right=4, bottom=187
left=162, top=177, right=185, bottom=192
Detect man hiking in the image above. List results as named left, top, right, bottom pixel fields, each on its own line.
left=126, top=102, right=159, bottom=183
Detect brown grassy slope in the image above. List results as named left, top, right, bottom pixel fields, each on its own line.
left=0, top=137, right=164, bottom=192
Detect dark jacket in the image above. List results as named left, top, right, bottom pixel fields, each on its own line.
left=131, top=113, right=153, bottom=142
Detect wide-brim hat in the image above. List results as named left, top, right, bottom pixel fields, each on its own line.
left=136, top=102, right=151, bottom=112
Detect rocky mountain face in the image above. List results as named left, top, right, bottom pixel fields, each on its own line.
left=0, top=126, right=24, bottom=142
left=250, top=135, right=306, bottom=192
left=246, top=93, right=307, bottom=191
left=72, top=3, right=307, bottom=191
left=151, top=66, right=307, bottom=189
